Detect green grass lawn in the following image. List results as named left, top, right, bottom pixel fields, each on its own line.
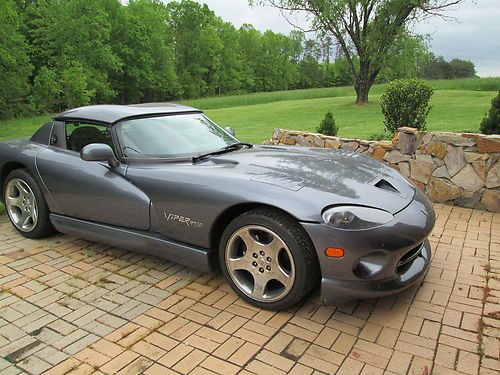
left=0, top=78, right=498, bottom=144
left=0, top=114, right=53, bottom=142
left=204, top=89, right=495, bottom=143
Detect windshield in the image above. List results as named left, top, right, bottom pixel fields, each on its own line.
left=116, top=113, right=238, bottom=158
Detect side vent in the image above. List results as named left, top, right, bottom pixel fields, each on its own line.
left=375, top=179, right=399, bottom=194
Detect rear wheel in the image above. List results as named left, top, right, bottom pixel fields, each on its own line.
left=4, top=169, right=55, bottom=238
left=219, top=208, right=319, bottom=310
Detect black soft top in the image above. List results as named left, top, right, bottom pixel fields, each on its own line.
left=53, top=103, right=201, bottom=124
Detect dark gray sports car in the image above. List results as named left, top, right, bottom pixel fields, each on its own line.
left=0, top=104, right=434, bottom=310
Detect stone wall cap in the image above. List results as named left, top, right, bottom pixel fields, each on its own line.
left=462, top=133, right=500, bottom=141
left=321, top=135, right=342, bottom=141
left=397, top=127, right=418, bottom=134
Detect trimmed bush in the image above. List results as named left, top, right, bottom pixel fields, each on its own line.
left=381, top=79, right=434, bottom=134
left=480, top=91, right=500, bottom=135
left=317, top=110, right=338, bottom=136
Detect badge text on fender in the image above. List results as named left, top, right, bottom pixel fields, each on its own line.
left=164, top=213, right=203, bottom=228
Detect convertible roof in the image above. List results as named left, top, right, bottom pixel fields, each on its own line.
left=54, top=103, right=201, bottom=124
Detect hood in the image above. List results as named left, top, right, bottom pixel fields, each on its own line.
left=211, top=145, right=415, bottom=214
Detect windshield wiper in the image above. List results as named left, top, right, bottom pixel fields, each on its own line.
left=192, top=142, right=253, bottom=163
left=123, top=146, right=148, bottom=157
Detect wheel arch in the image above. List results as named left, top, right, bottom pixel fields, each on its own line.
left=0, top=162, right=27, bottom=201
left=209, top=202, right=304, bottom=251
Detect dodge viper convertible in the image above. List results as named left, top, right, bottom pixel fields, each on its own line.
left=0, top=104, right=435, bottom=310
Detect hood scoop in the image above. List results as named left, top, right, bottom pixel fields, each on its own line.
left=374, top=178, right=400, bottom=194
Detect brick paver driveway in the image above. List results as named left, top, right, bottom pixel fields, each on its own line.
left=0, top=204, right=499, bottom=375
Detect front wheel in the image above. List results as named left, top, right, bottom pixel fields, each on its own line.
left=4, top=169, right=55, bottom=239
left=219, top=208, right=319, bottom=310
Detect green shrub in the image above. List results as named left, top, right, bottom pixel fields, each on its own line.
left=480, top=91, right=500, bottom=135
left=316, top=111, right=338, bottom=136
left=380, top=79, right=434, bottom=134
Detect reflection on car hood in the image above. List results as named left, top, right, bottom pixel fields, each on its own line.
left=211, top=145, right=416, bottom=214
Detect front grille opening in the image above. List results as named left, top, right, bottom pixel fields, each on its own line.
left=396, top=243, right=423, bottom=274
left=375, top=179, right=399, bottom=194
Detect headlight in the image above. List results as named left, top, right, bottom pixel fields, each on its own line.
left=322, top=206, right=394, bottom=230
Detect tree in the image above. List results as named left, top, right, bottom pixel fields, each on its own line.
left=418, top=53, right=476, bottom=80
left=167, top=0, right=224, bottom=98
left=255, top=30, right=301, bottom=91
left=238, top=24, right=263, bottom=91
left=217, top=22, right=251, bottom=94
left=111, top=0, right=180, bottom=103
left=32, top=67, right=60, bottom=112
left=297, top=38, right=323, bottom=88
left=59, top=61, right=94, bottom=109
left=26, top=0, right=122, bottom=107
left=256, top=0, right=463, bottom=104
left=449, top=58, right=476, bottom=79
left=0, top=0, right=32, bottom=118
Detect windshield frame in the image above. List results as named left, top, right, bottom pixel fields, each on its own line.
left=113, top=111, right=239, bottom=163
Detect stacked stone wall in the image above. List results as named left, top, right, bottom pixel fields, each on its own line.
left=267, top=128, right=500, bottom=212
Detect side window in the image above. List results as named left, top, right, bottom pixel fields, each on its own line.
left=65, top=122, right=114, bottom=153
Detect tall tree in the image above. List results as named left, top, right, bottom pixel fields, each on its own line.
left=111, top=0, right=180, bottom=103
left=449, top=58, right=476, bottom=78
left=217, top=22, right=252, bottom=94
left=256, top=0, right=463, bottom=103
left=238, top=24, right=263, bottom=91
left=26, top=0, right=122, bottom=108
left=0, top=0, right=32, bottom=118
left=167, top=0, right=224, bottom=98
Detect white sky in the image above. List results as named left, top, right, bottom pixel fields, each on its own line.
left=186, top=0, right=500, bottom=77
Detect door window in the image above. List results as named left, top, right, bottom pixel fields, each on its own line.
left=65, top=122, right=114, bottom=153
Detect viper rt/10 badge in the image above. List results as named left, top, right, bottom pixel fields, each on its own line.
left=164, top=213, right=203, bottom=228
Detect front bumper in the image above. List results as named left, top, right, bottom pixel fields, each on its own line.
left=302, top=188, right=434, bottom=304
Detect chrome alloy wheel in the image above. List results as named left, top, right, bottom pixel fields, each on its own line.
left=225, top=225, right=296, bottom=302
left=5, top=178, right=38, bottom=232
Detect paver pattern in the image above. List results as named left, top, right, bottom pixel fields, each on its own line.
left=0, top=204, right=499, bottom=375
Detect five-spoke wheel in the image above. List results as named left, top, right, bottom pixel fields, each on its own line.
left=225, top=225, right=295, bottom=302
left=5, top=178, right=39, bottom=232
left=3, top=169, right=55, bottom=238
left=220, top=208, right=319, bottom=310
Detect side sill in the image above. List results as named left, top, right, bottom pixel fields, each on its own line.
left=50, top=214, right=215, bottom=272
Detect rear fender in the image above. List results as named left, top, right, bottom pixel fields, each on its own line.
left=0, top=140, right=61, bottom=213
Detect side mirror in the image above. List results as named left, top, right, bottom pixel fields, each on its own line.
left=81, top=143, right=119, bottom=168
left=225, top=127, right=236, bottom=137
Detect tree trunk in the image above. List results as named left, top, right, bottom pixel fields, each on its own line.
left=355, top=82, right=370, bottom=104
left=354, top=63, right=372, bottom=104
left=354, top=63, right=377, bottom=104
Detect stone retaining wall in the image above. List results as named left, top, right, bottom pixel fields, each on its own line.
left=267, top=128, right=500, bottom=212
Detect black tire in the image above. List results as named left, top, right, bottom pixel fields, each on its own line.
left=3, top=169, right=56, bottom=239
left=219, top=207, right=320, bottom=310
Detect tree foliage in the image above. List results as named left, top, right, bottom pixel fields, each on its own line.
left=0, top=0, right=32, bottom=118
left=418, top=53, right=476, bottom=80
left=480, top=91, right=500, bottom=135
left=380, top=79, right=434, bottom=134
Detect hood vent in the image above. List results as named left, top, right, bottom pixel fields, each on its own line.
left=374, top=178, right=399, bottom=194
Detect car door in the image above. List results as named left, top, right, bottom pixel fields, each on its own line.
left=36, top=121, right=151, bottom=231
